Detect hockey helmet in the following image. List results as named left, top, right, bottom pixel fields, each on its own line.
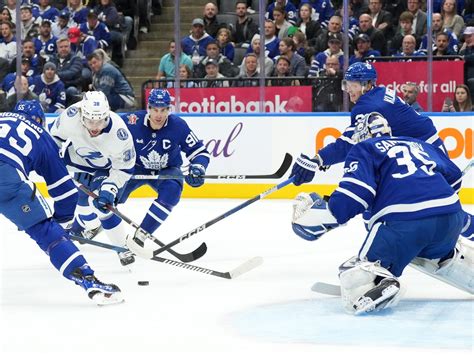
left=13, top=100, right=45, bottom=126
left=344, top=62, right=377, bottom=82
left=81, top=91, right=109, bottom=124
left=147, top=89, right=171, bottom=109
left=352, top=112, right=391, bottom=143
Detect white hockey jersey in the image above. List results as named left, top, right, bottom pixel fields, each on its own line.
left=49, top=102, right=136, bottom=190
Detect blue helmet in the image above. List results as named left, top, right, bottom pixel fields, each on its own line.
left=148, top=89, right=171, bottom=108
left=13, top=100, right=45, bottom=126
left=344, top=62, right=377, bottom=82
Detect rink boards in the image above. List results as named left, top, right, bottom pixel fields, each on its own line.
left=41, top=113, right=473, bottom=203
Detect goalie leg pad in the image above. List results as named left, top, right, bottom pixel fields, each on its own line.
left=339, top=260, right=401, bottom=315
left=411, top=237, right=474, bottom=294
left=291, top=192, right=339, bottom=241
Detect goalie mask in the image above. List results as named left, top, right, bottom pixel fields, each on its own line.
left=352, top=112, right=392, bottom=143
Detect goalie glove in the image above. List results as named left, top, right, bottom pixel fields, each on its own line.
left=292, top=192, right=339, bottom=241
left=290, top=154, right=328, bottom=186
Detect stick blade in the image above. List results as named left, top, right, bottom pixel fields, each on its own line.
left=272, top=152, right=293, bottom=178
left=228, top=256, right=263, bottom=279
left=310, top=282, right=341, bottom=296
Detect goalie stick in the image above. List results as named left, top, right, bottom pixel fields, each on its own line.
left=74, top=182, right=207, bottom=263
left=311, top=281, right=342, bottom=296
left=70, top=234, right=263, bottom=279
left=130, top=153, right=293, bottom=181
left=148, top=176, right=295, bottom=258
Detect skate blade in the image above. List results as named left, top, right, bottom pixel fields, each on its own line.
left=92, top=292, right=125, bottom=306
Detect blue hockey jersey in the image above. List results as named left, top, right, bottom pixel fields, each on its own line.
left=318, top=86, right=443, bottom=165
left=120, top=111, right=210, bottom=174
left=329, top=136, right=462, bottom=230
left=30, top=74, right=66, bottom=113
left=34, top=35, right=57, bottom=56
left=0, top=112, right=78, bottom=221
left=266, top=1, right=298, bottom=24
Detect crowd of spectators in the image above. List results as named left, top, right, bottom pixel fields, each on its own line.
left=0, top=0, right=149, bottom=112
left=154, top=0, right=473, bottom=112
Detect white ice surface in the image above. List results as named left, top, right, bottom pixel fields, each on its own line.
left=1, top=199, right=472, bottom=355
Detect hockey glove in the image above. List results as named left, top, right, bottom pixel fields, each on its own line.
left=74, top=172, right=94, bottom=187
left=290, top=154, right=322, bottom=186
left=185, top=164, right=206, bottom=188
left=93, top=184, right=118, bottom=212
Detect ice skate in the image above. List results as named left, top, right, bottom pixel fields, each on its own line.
left=118, top=250, right=135, bottom=266
left=353, top=278, right=400, bottom=315
left=69, top=225, right=103, bottom=244
left=70, top=268, right=124, bottom=306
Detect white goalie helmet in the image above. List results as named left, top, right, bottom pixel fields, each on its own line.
left=81, top=91, right=110, bottom=129
left=352, top=112, right=392, bottom=143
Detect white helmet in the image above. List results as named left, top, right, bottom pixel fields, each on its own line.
left=352, top=112, right=392, bottom=143
left=81, top=91, right=110, bottom=126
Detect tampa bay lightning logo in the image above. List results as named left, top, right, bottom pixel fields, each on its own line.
left=117, top=128, right=129, bottom=140
left=76, top=147, right=112, bottom=169
left=67, top=107, right=78, bottom=117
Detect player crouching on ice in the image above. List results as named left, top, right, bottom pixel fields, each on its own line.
left=0, top=101, right=123, bottom=305
left=291, top=112, right=473, bottom=315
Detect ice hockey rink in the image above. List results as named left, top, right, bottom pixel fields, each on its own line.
left=1, top=197, right=472, bottom=355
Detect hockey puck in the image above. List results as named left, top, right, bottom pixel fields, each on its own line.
left=137, top=281, right=149, bottom=286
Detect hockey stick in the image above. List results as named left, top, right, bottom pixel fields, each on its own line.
left=311, top=281, right=341, bottom=296
left=150, top=176, right=295, bottom=258
left=70, top=234, right=263, bottom=279
left=130, top=153, right=293, bottom=180
left=74, top=182, right=207, bottom=263
left=92, top=153, right=292, bottom=181
left=462, top=159, right=474, bottom=176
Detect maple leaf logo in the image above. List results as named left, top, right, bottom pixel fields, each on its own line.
left=140, top=151, right=169, bottom=170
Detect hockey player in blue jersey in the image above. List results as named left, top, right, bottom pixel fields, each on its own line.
left=290, top=61, right=474, bottom=238
left=119, top=88, right=211, bottom=257
left=0, top=100, right=123, bottom=305
left=292, top=112, right=473, bottom=315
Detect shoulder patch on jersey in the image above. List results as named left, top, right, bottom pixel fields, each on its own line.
left=344, top=161, right=359, bottom=173
left=67, top=107, right=78, bottom=117
left=117, top=128, right=129, bottom=141
left=127, top=114, right=138, bottom=125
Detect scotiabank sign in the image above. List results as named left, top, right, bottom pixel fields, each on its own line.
left=373, top=61, right=464, bottom=111
left=144, top=86, right=313, bottom=113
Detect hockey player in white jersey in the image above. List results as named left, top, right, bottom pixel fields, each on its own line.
left=49, top=91, right=136, bottom=266
left=292, top=112, right=473, bottom=315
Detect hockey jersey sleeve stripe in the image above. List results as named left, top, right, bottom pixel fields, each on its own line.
left=426, top=133, right=441, bottom=144
left=51, top=188, right=77, bottom=202
left=340, top=135, right=356, bottom=145
left=187, top=146, right=210, bottom=161
left=0, top=148, right=25, bottom=173
left=340, top=177, right=376, bottom=196
left=335, top=187, right=369, bottom=209
left=368, top=193, right=460, bottom=229
left=47, top=175, right=71, bottom=190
